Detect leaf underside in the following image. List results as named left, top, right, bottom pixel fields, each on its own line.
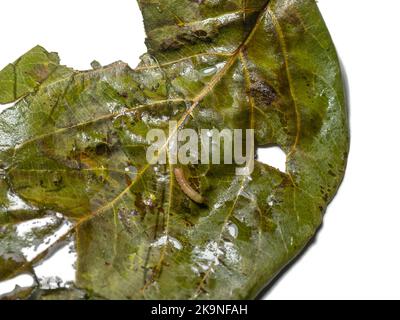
left=0, top=0, right=349, bottom=300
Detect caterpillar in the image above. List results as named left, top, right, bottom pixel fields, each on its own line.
left=174, top=168, right=205, bottom=204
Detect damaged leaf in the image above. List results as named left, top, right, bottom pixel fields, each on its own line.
left=0, top=0, right=349, bottom=299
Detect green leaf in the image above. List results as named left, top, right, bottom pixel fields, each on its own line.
left=0, top=46, right=60, bottom=104
left=0, top=0, right=349, bottom=299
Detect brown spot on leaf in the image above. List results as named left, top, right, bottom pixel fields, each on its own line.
left=250, top=75, right=277, bottom=106
left=193, top=29, right=208, bottom=38
left=159, top=38, right=183, bottom=51
left=32, top=64, right=50, bottom=82
left=95, top=143, right=111, bottom=156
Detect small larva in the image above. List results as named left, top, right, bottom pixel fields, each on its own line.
left=174, top=168, right=205, bottom=204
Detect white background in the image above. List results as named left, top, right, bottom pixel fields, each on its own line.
left=0, top=0, right=399, bottom=300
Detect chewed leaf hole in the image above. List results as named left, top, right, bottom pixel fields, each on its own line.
left=257, top=146, right=287, bottom=173
left=0, top=274, right=34, bottom=296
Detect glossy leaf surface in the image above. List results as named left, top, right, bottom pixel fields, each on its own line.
left=0, top=0, right=349, bottom=299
